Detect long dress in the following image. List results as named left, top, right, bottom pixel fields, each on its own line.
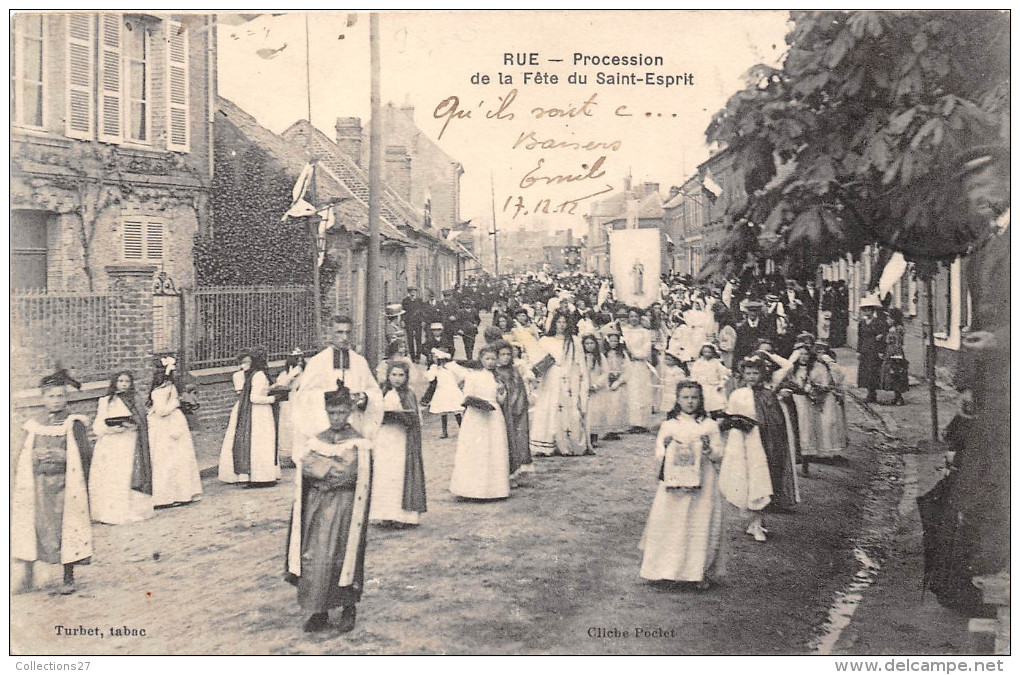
left=817, top=361, right=849, bottom=457
left=448, top=364, right=511, bottom=499
left=90, top=395, right=153, bottom=524
left=879, top=325, right=909, bottom=393
left=689, top=358, right=730, bottom=413
left=148, top=384, right=202, bottom=506
left=639, top=414, right=726, bottom=582
left=718, top=387, right=778, bottom=511
left=370, top=389, right=425, bottom=525
left=529, top=335, right=590, bottom=456
left=494, top=363, right=533, bottom=475
left=657, top=363, right=688, bottom=417
left=592, top=348, right=630, bottom=435
left=285, top=433, right=372, bottom=612
left=856, top=318, right=886, bottom=391
left=218, top=370, right=281, bottom=484
left=621, top=325, right=655, bottom=428
left=584, top=353, right=611, bottom=435
left=274, top=365, right=304, bottom=461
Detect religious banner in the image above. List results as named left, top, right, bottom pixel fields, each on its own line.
left=609, top=229, right=662, bottom=309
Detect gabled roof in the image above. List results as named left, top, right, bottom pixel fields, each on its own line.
left=216, top=96, right=410, bottom=245
left=282, top=120, right=460, bottom=256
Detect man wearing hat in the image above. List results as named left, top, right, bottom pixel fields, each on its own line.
left=401, top=287, right=425, bottom=363
left=421, top=322, right=450, bottom=367
left=942, top=144, right=1011, bottom=590
left=732, top=300, right=777, bottom=367
left=13, top=369, right=94, bottom=595
left=856, top=296, right=886, bottom=403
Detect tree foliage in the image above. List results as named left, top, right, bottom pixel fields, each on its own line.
left=196, top=145, right=317, bottom=285
left=706, top=10, right=1009, bottom=277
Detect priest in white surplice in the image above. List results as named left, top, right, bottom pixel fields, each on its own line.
left=292, top=315, right=384, bottom=442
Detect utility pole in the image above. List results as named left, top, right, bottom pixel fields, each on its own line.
left=365, top=12, right=383, bottom=368
left=490, top=172, right=500, bottom=276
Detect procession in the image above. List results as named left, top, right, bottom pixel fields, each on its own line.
left=10, top=10, right=1008, bottom=660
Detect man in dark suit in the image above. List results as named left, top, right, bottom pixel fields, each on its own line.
left=401, top=287, right=425, bottom=363
left=855, top=296, right=886, bottom=403
left=732, top=301, right=777, bottom=366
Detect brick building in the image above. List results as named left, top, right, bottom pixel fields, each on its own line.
left=11, top=12, right=215, bottom=389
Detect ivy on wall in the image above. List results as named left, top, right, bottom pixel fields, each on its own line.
left=196, top=145, right=319, bottom=286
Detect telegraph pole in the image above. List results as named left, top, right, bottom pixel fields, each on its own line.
left=490, top=172, right=500, bottom=276
left=365, top=12, right=383, bottom=367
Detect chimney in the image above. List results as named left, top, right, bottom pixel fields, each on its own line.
left=335, top=117, right=363, bottom=166
left=622, top=173, right=632, bottom=194
left=400, top=95, right=415, bottom=121
left=669, top=186, right=681, bottom=199
left=384, top=145, right=412, bottom=201
left=642, top=182, right=660, bottom=197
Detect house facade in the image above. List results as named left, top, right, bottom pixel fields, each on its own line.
left=11, top=12, right=214, bottom=294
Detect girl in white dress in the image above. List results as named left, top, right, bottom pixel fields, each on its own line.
left=689, top=343, right=731, bottom=414
left=621, top=309, right=655, bottom=432
left=448, top=345, right=510, bottom=500
left=425, top=349, right=464, bottom=439
left=371, top=362, right=426, bottom=526
left=218, top=349, right=281, bottom=485
left=148, top=357, right=202, bottom=507
left=529, top=311, right=590, bottom=457
left=90, top=371, right=154, bottom=524
left=274, top=348, right=306, bottom=463
left=639, top=381, right=726, bottom=587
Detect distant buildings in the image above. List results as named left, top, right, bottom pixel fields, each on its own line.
left=585, top=176, right=664, bottom=275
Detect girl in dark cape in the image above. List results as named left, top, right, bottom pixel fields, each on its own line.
left=370, top=361, right=426, bottom=526
left=90, top=370, right=153, bottom=524
left=494, top=340, right=535, bottom=479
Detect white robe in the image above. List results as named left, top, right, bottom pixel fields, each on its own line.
left=447, top=364, right=510, bottom=499
left=12, top=416, right=93, bottom=565
left=293, top=345, right=384, bottom=440
left=689, top=359, right=731, bottom=413
left=426, top=364, right=466, bottom=414
left=621, top=325, right=655, bottom=428
left=218, top=370, right=281, bottom=483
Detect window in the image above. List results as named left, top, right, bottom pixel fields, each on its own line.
left=12, top=14, right=45, bottom=128
left=123, top=16, right=153, bottom=142
left=123, top=219, right=164, bottom=260
left=11, top=211, right=51, bottom=290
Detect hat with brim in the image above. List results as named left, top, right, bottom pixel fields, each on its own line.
left=385, top=304, right=405, bottom=318
left=697, top=342, right=719, bottom=358
left=859, top=296, right=882, bottom=309
left=429, top=322, right=444, bottom=330
left=765, top=294, right=779, bottom=303
left=796, top=331, right=815, bottom=342
left=744, top=300, right=764, bottom=310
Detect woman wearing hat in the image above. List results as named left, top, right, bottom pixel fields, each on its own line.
left=218, top=347, right=281, bottom=486
left=856, top=296, right=886, bottom=403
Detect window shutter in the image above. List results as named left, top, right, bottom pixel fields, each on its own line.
left=166, top=20, right=189, bottom=152
left=65, top=14, right=95, bottom=139
left=145, top=221, right=164, bottom=259
left=97, top=13, right=122, bottom=143
left=123, top=220, right=143, bottom=259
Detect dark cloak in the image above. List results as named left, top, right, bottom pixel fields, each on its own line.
left=752, top=384, right=797, bottom=509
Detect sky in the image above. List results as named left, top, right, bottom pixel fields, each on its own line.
left=217, top=10, right=792, bottom=235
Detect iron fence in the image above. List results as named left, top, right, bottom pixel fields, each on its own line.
left=185, top=285, right=317, bottom=369
left=11, top=289, right=113, bottom=388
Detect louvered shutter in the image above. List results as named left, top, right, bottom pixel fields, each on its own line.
left=166, top=20, right=189, bottom=152
left=65, top=14, right=95, bottom=139
left=145, top=221, right=164, bottom=259
left=97, top=13, right=122, bottom=143
left=123, top=221, right=143, bottom=259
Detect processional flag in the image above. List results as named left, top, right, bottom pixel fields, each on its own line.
left=282, top=162, right=317, bottom=220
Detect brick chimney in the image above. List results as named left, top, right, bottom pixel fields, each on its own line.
left=335, top=117, right=363, bottom=166
left=384, top=145, right=412, bottom=201
left=642, top=182, right=660, bottom=197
